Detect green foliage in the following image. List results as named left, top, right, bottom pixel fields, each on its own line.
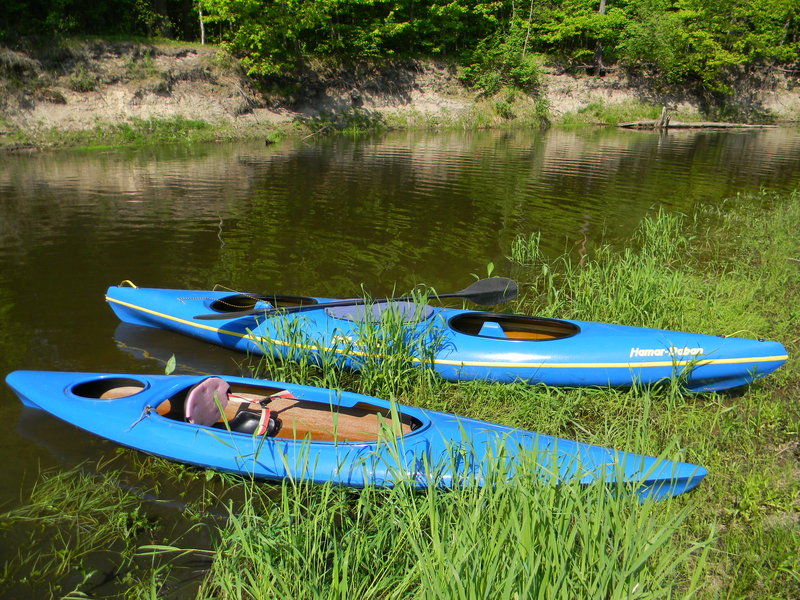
left=198, top=0, right=506, bottom=77
left=0, top=461, right=154, bottom=598
left=558, top=100, right=680, bottom=126
left=16, top=115, right=215, bottom=149
left=197, top=470, right=711, bottom=600
left=66, top=64, right=97, bottom=91
left=618, top=0, right=800, bottom=92
left=3, top=0, right=798, bottom=96
left=510, top=209, right=699, bottom=330
left=460, top=25, right=544, bottom=95
left=0, top=0, right=201, bottom=41
left=520, top=0, right=629, bottom=64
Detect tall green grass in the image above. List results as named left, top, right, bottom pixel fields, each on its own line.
left=0, top=459, right=153, bottom=598
left=506, top=191, right=800, bottom=598
left=556, top=100, right=704, bottom=126
left=249, top=291, right=447, bottom=401
left=194, top=461, right=711, bottom=600
left=508, top=207, right=699, bottom=330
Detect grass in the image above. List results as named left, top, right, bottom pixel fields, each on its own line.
left=2, top=188, right=798, bottom=598
left=193, top=466, right=712, bottom=600
left=0, top=458, right=153, bottom=598
left=557, top=100, right=704, bottom=126
left=6, top=115, right=217, bottom=150
left=247, top=289, right=448, bottom=400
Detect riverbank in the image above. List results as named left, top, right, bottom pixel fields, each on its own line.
left=2, top=39, right=798, bottom=151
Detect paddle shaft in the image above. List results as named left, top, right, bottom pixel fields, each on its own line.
left=194, top=277, right=517, bottom=320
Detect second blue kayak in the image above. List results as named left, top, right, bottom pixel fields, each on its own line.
left=105, top=284, right=788, bottom=392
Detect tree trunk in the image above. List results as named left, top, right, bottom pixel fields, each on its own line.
left=593, top=0, right=607, bottom=74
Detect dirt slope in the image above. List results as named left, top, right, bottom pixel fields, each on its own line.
left=1, top=40, right=797, bottom=144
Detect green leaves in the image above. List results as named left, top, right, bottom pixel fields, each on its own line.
left=4, top=0, right=797, bottom=95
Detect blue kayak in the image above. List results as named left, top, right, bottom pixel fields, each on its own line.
left=105, top=284, right=788, bottom=392
left=5, top=370, right=706, bottom=498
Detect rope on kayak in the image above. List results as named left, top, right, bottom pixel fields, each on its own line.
left=723, top=329, right=766, bottom=340
left=210, top=284, right=269, bottom=310
left=119, top=280, right=138, bottom=288
left=128, top=405, right=153, bottom=431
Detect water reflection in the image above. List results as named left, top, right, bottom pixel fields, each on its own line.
left=3, top=129, right=800, bottom=295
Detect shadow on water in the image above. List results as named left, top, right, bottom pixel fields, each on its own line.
left=113, top=322, right=252, bottom=376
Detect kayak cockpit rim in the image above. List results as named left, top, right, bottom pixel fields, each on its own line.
left=448, top=312, right=580, bottom=341
left=208, top=294, right=319, bottom=313
left=71, top=376, right=149, bottom=399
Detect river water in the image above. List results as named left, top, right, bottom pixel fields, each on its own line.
left=1, top=125, right=799, bottom=586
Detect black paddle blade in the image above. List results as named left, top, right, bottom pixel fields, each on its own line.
left=449, top=277, right=518, bottom=305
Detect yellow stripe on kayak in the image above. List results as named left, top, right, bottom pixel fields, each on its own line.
left=105, top=297, right=788, bottom=370
left=431, top=355, right=789, bottom=369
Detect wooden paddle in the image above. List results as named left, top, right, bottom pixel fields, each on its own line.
left=194, top=277, right=518, bottom=320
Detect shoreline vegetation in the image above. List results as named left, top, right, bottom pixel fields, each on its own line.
left=2, top=188, right=798, bottom=599
left=1, top=35, right=798, bottom=152
left=2, top=0, right=798, bottom=150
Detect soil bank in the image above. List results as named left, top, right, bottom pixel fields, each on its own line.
left=1, top=40, right=798, bottom=149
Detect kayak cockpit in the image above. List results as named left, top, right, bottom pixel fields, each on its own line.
left=208, top=293, right=318, bottom=313
left=73, top=377, right=147, bottom=399
left=448, top=313, right=580, bottom=340
left=155, top=378, right=421, bottom=443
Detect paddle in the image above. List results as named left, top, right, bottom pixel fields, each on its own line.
left=194, top=277, right=518, bottom=321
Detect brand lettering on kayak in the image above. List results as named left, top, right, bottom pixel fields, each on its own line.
left=629, top=346, right=704, bottom=358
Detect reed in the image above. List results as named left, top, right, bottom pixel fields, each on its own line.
left=509, top=208, right=699, bottom=330
left=506, top=191, right=800, bottom=598
left=0, top=459, right=153, bottom=598
left=249, top=291, right=447, bottom=400
left=197, top=450, right=711, bottom=600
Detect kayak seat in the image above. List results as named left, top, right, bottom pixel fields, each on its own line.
left=478, top=320, right=506, bottom=338
left=185, top=377, right=230, bottom=426
left=185, top=376, right=281, bottom=436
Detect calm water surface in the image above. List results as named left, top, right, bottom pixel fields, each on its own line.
left=1, top=125, right=799, bottom=585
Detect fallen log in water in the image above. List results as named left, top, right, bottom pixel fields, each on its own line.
left=618, top=120, right=776, bottom=129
